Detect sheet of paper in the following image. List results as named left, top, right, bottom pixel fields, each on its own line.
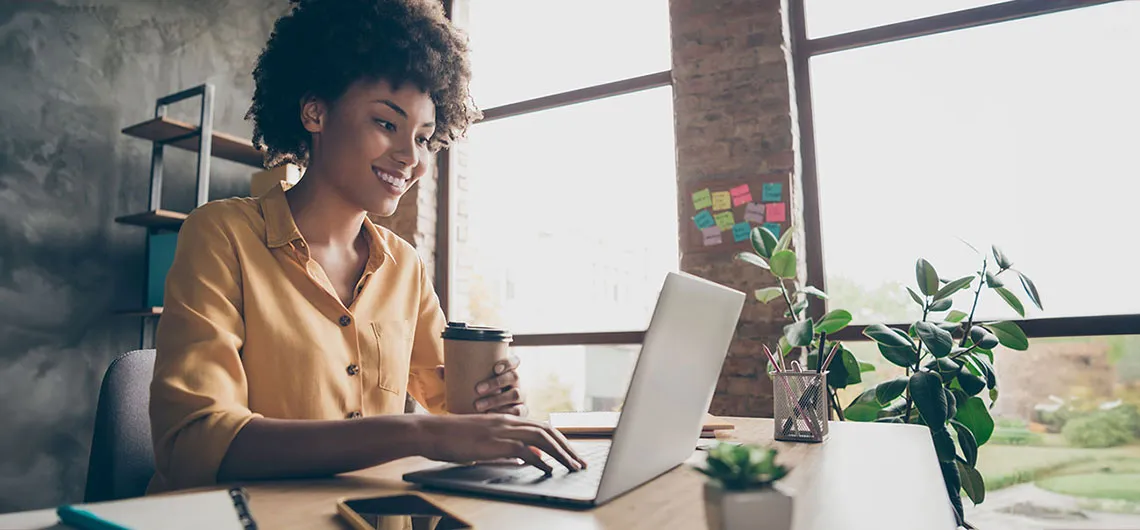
left=712, top=191, right=732, bottom=211
left=765, top=202, right=787, bottom=222
left=764, top=222, right=782, bottom=238
left=762, top=182, right=783, bottom=202
left=692, top=188, right=713, bottom=210
left=732, top=222, right=750, bottom=243
left=693, top=209, right=716, bottom=230
left=729, top=184, right=750, bottom=197
left=714, top=211, right=735, bottom=231
left=744, top=202, right=765, bottom=224
left=732, top=190, right=753, bottom=207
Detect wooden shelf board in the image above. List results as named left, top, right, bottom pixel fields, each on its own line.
left=122, top=116, right=264, bottom=168
left=114, top=209, right=188, bottom=229
left=115, top=307, right=163, bottom=317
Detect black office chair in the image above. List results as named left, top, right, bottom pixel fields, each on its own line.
left=84, top=349, right=156, bottom=502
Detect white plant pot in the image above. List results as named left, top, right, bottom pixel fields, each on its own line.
left=704, top=481, right=794, bottom=530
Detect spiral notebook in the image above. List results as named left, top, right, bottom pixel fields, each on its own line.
left=50, top=488, right=256, bottom=530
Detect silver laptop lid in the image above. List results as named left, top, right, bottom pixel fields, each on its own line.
left=594, top=271, right=744, bottom=504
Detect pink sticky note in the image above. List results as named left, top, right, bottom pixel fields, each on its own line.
left=766, top=202, right=787, bottom=223
left=744, top=202, right=765, bottom=224
left=732, top=191, right=753, bottom=207
left=729, top=184, right=750, bottom=197
left=703, top=233, right=723, bottom=246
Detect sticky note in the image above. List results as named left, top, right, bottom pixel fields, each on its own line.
left=692, top=188, right=713, bottom=210
left=703, top=232, right=723, bottom=246
left=744, top=202, right=765, bottom=224
left=732, top=222, right=750, bottom=243
left=712, top=191, right=732, bottom=211
left=764, top=222, right=782, bottom=238
left=693, top=210, right=716, bottom=230
left=766, top=202, right=787, bottom=222
left=701, top=226, right=721, bottom=238
left=730, top=184, right=750, bottom=197
left=762, top=182, right=783, bottom=202
left=714, top=211, right=735, bottom=231
left=732, top=190, right=753, bottom=207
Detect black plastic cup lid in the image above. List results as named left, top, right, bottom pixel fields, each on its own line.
left=441, top=322, right=513, bottom=342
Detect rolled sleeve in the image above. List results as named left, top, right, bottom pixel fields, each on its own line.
left=149, top=206, right=260, bottom=492
left=407, top=256, right=447, bottom=414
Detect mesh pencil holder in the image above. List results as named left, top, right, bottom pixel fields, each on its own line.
left=772, top=371, right=829, bottom=443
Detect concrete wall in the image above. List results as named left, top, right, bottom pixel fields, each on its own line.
left=0, top=0, right=287, bottom=512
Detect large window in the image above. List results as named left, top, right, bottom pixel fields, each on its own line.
left=442, top=1, right=676, bottom=420
left=797, top=0, right=1140, bottom=526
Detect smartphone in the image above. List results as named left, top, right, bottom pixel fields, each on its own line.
left=337, top=494, right=473, bottom=530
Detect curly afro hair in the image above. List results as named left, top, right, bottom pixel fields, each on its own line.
left=246, top=0, right=481, bottom=167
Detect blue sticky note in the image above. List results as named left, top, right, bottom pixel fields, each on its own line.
left=732, top=222, right=750, bottom=243
left=693, top=210, right=716, bottom=230
left=764, top=222, right=782, bottom=239
left=762, top=182, right=783, bottom=202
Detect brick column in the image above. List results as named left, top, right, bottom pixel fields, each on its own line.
left=670, top=0, right=800, bottom=417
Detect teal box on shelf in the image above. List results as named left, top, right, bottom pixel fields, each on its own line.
left=146, top=232, right=179, bottom=308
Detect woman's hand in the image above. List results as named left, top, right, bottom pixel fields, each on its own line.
left=418, top=414, right=587, bottom=474
left=436, top=355, right=528, bottom=416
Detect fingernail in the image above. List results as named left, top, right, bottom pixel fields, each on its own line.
left=476, top=382, right=489, bottom=394
left=494, top=363, right=505, bottom=374
left=475, top=400, right=487, bottom=412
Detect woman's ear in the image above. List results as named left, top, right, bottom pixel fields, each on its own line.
left=300, top=94, right=326, bottom=134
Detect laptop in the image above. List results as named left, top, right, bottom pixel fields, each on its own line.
left=403, top=271, right=745, bottom=507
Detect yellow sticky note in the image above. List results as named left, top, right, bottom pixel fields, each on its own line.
left=692, top=189, right=713, bottom=210
left=712, top=191, right=732, bottom=211
left=714, top=211, right=735, bottom=231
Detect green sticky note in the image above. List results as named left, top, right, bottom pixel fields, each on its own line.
left=714, top=211, right=736, bottom=231
left=764, top=222, right=782, bottom=238
left=693, top=210, right=716, bottom=230
left=762, top=182, right=783, bottom=202
left=692, top=188, right=713, bottom=210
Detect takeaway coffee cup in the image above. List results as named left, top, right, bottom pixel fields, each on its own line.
left=442, top=322, right=513, bottom=414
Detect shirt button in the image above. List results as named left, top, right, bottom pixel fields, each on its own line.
left=347, top=411, right=363, bottom=419
left=339, top=315, right=352, bottom=327
left=346, top=364, right=360, bottom=376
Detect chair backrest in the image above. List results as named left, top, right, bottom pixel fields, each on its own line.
left=84, top=349, right=156, bottom=502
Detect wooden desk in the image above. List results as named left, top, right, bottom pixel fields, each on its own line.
left=0, top=419, right=957, bottom=530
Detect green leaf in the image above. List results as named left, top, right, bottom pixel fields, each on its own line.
left=864, top=324, right=912, bottom=348
left=932, top=426, right=957, bottom=463
left=769, top=251, right=797, bottom=279
left=816, top=310, right=852, bottom=334
left=969, top=326, right=999, bottom=349
left=928, top=298, right=953, bottom=312
left=879, top=344, right=919, bottom=368
left=957, top=365, right=986, bottom=396
left=875, top=376, right=909, bottom=405
left=946, top=310, right=968, bottom=323
left=994, top=287, right=1025, bottom=317
left=927, top=358, right=960, bottom=377
left=859, top=361, right=877, bottom=373
left=786, top=300, right=808, bottom=318
left=800, top=286, right=829, bottom=300
left=955, top=397, right=994, bottom=446
left=735, top=252, right=770, bottom=270
left=989, top=387, right=999, bottom=407
left=985, top=321, right=1029, bottom=351
left=1017, top=271, right=1043, bottom=311
left=957, top=460, right=986, bottom=505
left=941, top=461, right=965, bottom=524
left=945, top=386, right=958, bottom=421
left=845, top=404, right=880, bottom=422
left=751, top=226, right=778, bottom=259
left=935, top=275, right=974, bottom=301
left=778, top=335, right=792, bottom=356
left=916, top=259, right=940, bottom=297
left=852, top=387, right=882, bottom=407
left=775, top=225, right=794, bottom=253
left=906, top=287, right=925, bottom=307
left=936, top=321, right=960, bottom=334
left=950, top=419, right=978, bottom=467
left=985, top=271, right=1004, bottom=288
left=784, top=319, right=814, bottom=348
left=910, top=371, right=947, bottom=426
left=915, top=321, right=954, bottom=358
left=754, top=287, right=783, bottom=304
left=836, top=348, right=862, bottom=387
left=992, top=245, right=1013, bottom=270
left=971, top=355, right=996, bottom=389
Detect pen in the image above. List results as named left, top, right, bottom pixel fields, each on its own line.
left=57, top=505, right=132, bottom=530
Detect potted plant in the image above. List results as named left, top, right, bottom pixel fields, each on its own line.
left=694, top=443, right=792, bottom=530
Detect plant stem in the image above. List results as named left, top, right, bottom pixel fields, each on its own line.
left=778, top=280, right=799, bottom=322
left=828, top=386, right=846, bottom=421
left=949, top=343, right=980, bottom=362
left=903, top=305, right=929, bottom=424
left=961, top=257, right=988, bottom=347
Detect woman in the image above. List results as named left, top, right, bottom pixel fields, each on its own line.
left=148, top=0, right=584, bottom=493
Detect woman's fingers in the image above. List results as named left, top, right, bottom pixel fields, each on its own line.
left=545, top=422, right=589, bottom=469
left=511, top=426, right=581, bottom=472
left=508, top=441, right=553, bottom=475
left=476, top=369, right=519, bottom=396
left=476, top=387, right=523, bottom=412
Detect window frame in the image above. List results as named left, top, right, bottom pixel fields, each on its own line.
left=789, top=0, right=1140, bottom=340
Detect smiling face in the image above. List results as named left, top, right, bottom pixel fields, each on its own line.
left=301, top=78, right=437, bottom=217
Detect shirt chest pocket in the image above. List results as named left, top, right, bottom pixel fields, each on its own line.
left=368, top=320, right=412, bottom=395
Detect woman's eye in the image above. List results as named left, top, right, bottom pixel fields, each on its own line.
left=374, top=119, right=396, bottom=132
left=416, top=136, right=429, bottom=146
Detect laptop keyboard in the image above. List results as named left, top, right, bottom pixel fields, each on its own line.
left=486, top=444, right=609, bottom=487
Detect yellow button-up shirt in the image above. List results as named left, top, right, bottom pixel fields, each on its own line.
left=148, top=184, right=447, bottom=493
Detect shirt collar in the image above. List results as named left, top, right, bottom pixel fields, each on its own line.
left=259, top=183, right=398, bottom=267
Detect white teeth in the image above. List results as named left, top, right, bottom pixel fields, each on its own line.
left=375, top=169, right=407, bottom=190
